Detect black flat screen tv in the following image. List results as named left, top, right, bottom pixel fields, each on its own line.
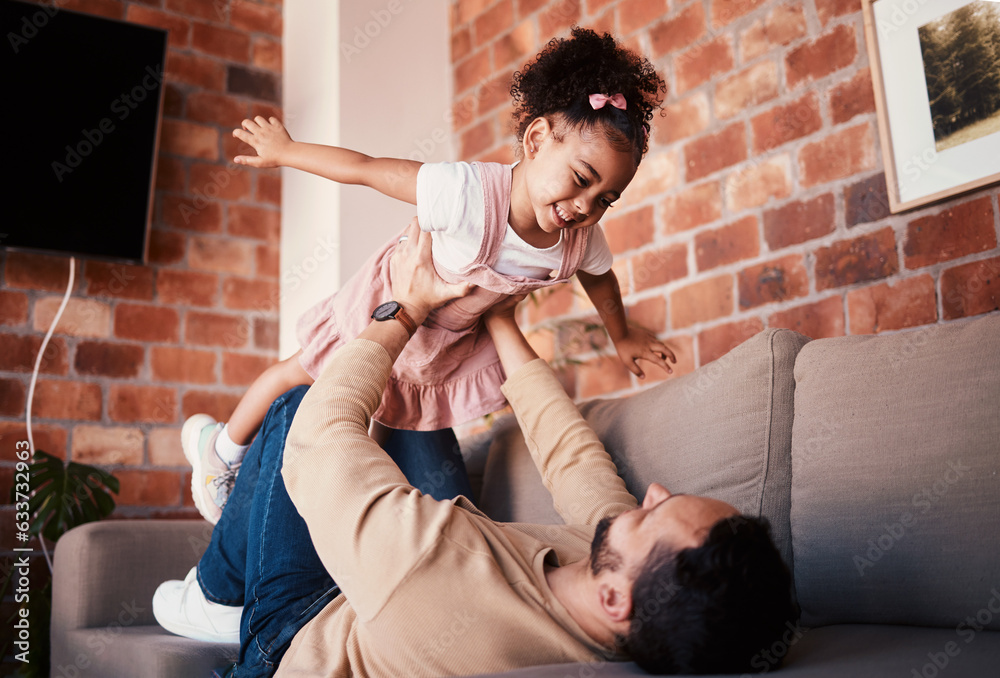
left=1, top=0, right=168, bottom=263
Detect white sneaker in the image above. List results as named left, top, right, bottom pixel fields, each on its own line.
left=153, top=567, right=241, bottom=643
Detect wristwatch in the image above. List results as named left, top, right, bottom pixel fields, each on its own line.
left=371, top=301, right=417, bottom=337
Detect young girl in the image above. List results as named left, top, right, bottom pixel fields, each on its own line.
left=184, top=27, right=675, bottom=523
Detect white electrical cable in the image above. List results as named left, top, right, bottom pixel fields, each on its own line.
left=26, top=256, right=75, bottom=573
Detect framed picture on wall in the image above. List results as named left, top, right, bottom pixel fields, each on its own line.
left=863, top=0, right=1000, bottom=212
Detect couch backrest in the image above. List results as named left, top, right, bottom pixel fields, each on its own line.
left=790, top=312, right=1000, bottom=630
left=478, top=328, right=809, bottom=572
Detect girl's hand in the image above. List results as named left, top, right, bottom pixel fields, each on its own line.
left=232, top=116, right=294, bottom=168
left=613, top=326, right=676, bottom=378
left=484, top=293, right=528, bottom=322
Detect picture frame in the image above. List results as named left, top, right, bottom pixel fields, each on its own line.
left=862, top=0, right=1000, bottom=212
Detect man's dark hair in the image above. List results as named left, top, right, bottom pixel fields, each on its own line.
left=623, top=515, right=796, bottom=674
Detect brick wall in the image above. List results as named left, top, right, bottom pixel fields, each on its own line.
left=0, top=0, right=283, bottom=527
left=449, top=0, right=1000, bottom=401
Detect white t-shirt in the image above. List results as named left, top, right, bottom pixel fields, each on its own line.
left=415, top=161, right=613, bottom=280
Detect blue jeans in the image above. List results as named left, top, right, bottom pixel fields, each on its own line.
left=196, top=386, right=474, bottom=677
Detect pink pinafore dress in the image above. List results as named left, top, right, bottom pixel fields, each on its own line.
left=296, top=161, right=591, bottom=430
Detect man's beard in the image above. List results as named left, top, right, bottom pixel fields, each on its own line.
left=590, top=515, right=623, bottom=575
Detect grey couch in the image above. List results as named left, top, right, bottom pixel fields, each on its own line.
left=52, top=312, right=1000, bottom=677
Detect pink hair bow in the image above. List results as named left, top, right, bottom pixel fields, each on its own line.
left=589, top=93, right=627, bottom=111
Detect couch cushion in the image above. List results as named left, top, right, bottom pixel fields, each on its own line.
left=479, top=328, right=809, bottom=569
left=790, top=312, right=1000, bottom=629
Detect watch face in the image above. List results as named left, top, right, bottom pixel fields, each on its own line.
left=372, top=300, right=400, bottom=320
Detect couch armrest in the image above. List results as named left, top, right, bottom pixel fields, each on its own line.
left=52, top=519, right=212, bottom=637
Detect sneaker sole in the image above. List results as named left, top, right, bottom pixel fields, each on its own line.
left=182, top=413, right=219, bottom=525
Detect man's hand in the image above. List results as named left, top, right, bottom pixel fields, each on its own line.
left=613, top=326, right=676, bottom=378
left=389, top=218, right=474, bottom=325
left=233, top=116, right=294, bottom=168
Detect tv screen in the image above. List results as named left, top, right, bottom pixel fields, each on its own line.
left=1, top=0, right=167, bottom=263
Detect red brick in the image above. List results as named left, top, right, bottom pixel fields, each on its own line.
left=650, top=2, right=705, bottom=56
left=492, top=21, right=535, bottom=66
left=539, top=0, right=581, bottom=37
left=627, top=295, right=667, bottom=333
left=156, top=269, right=218, bottom=307
left=786, top=24, right=857, bottom=89
left=618, top=0, right=667, bottom=35
left=768, top=296, right=845, bottom=339
left=182, top=390, right=242, bottom=421
left=603, top=206, right=654, bottom=255
left=160, top=119, right=220, bottom=160
left=0, top=378, right=25, bottom=416
left=514, top=0, right=547, bottom=21
left=230, top=1, right=282, bottom=37
left=188, top=236, right=256, bottom=275
left=799, top=123, right=877, bottom=187
left=222, top=277, right=278, bottom=311
left=903, top=197, right=997, bottom=269
left=31, top=380, right=102, bottom=421
left=460, top=119, right=495, bottom=159
left=148, top=229, right=186, bottom=265
left=525, top=285, right=574, bottom=325
left=187, top=92, right=250, bottom=128
left=816, top=0, right=858, bottom=25
left=846, top=173, right=891, bottom=227
left=764, top=193, right=836, bottom=250
left=633, top=244, right=688, bottom=292
left=453, top=27, right=473, bottom=62
left=257, top=174, right=281, bottom=205
left=4, top=252, right=70, bottom=291
left=113, top=304, right=180, bottom=343
left=0, top=422, right=68, bottom=459
left=192, top=21, right=250, bottom=62
left=109, top=384, right=177, bottom=423
left=74, top=341, right=144, bottom=378
left=662, top=181, right=723, bottom=234
left=149, top=428, right=186, bottom=466
left=848, top=275, right=937, bottom=334
left=751, top=92, right=823, bottom=153
left=684, top=123, right=747, bottom=181
left=115, top=469, right=182, bottom=507
left=473, top=0, right=513, bottom=45
left=0, top=291, right=29, bottom=326
left=252, top=36, right=281, bottom=72
left=229, top=204, right=280, bottom=242
left=250, top=102, right=282, bottom=121
left=941, top=256, right=1000, bottom=320
left=725, top=155, right=791, bottom=212
left=0, top=333, right=68, bottom=375
left=578, top=356, right=632, bottom=398
left=670, top=275, right=733, bottom=329
left=739, top=254, right=809, bottom=309
left=151, top=346, right=217, bottom=384
left=831, top=68, right=876, bottom=125
left=34, top=298, right=111, bottom=338
left=165, top=50, right=226, bottom=91
left=656, top=93, right=710, bottom=144
left=454, top=48, right=491, bottom=95
left=162, top=83, right=185, bottom=119
left=676, top=35, right=734, bottom=93
left=696, top=216, right=760, bottom=271
left=620, top=151, right=680, bottom=206
left=162, top=194, right=224, bottom=233
left=125, top=5, right=190, bottom=49
left=186, top=311, right=250, bottom=348
left=222, top=352, right=276, bottom=386
left=715, top=61, right=779, bottom=119
left=698, top=318, right=765, bottom=364
left=84, top=261, right=154, bottom=300
left=256, top=244, right=280, bottom=278
left=711, top=0, right=768, bottom=28
left=156, top=156, right=186, bottom=193
left=740, top=3, right=807, bottom=61
left=478, top=70, right=515, bottom=115
left=71, top=426, right=144, bottom=465
left=254, top=317, right=279, bottom=351
left=190, top=163, right=251, bottom=202
left=815, top=227, right=899, bottom=291
left=166, top=0, right=221, bottom=21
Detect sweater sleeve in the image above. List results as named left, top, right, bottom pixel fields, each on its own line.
left=281, top=339, right=457, bottom=621
left=500, top=359, right=637, bottom=525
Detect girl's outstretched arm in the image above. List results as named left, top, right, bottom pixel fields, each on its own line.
left=577, top=269, right=676, bottom=378
left=232, top=116, right=421, bottom=204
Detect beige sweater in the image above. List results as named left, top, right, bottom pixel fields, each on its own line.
left=278, top=339, right=638, bottom=677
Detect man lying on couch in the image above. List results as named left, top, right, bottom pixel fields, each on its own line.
left=152, top=219, right=795, bottom=676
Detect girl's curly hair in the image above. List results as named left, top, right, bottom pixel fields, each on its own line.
left=510, top=27, right=666, bottom=165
